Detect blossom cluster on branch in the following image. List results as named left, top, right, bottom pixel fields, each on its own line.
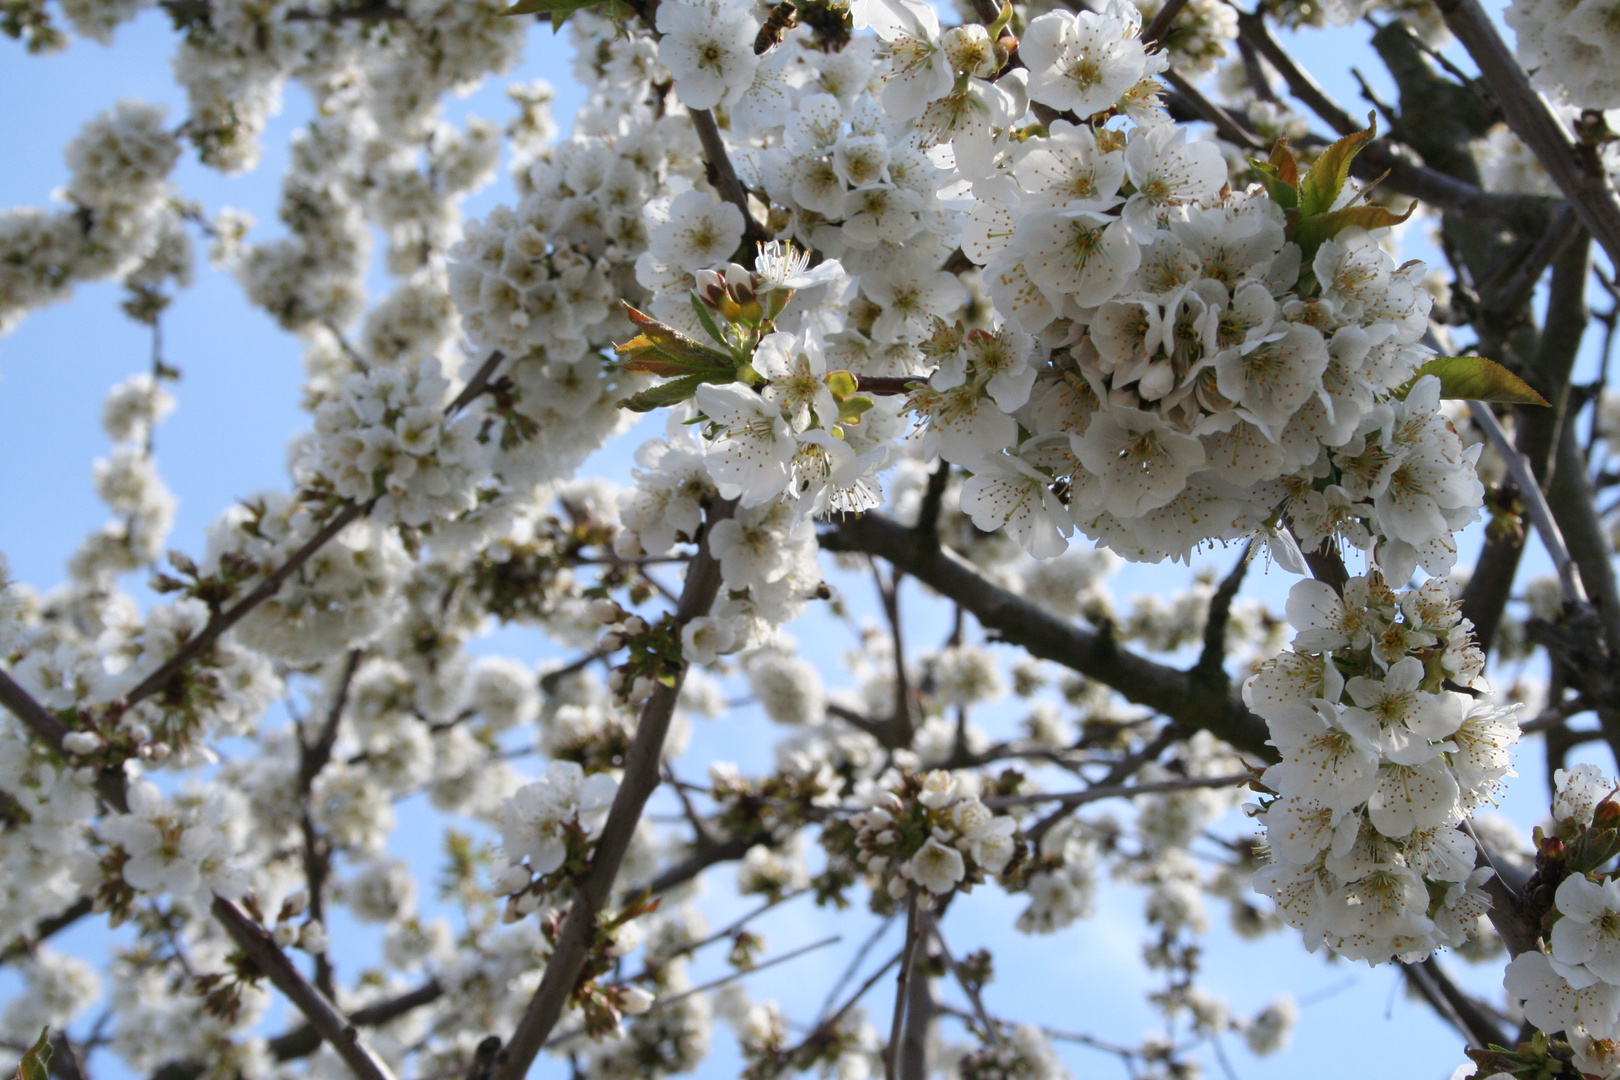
left=6, top=0, right=1620, bottom=1074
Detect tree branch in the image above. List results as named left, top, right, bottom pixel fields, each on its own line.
left=1433, top=0, right=1620, bottom=268
left=983, top=772, right=1253, bottom=810
left=1140, top=0, right=1189, bottom=49
left=492, top=500, right=736, bottom=1080
left=1195, top=545, right=1250, bottom=681
left=210, top=896, right=397, bottom=1080
left=818, top=513, right=1274, bottom=761
left=690, top=109, right=762, bottom=242
left=0, top=668, right=128, bottom=812
left=1234, top=7, right=1552, bottom=227
left=119, top=501, right=371, bottom=711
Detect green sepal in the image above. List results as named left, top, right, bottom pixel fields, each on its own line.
left=838, top=395, right=874, bottom=426
left=17, top=1029, right=52, bottom=1080
left=825, top=370, right=859, bottom=400
left=1399, top=356, right=1550, bottom=406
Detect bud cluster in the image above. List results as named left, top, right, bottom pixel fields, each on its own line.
left=831, top=769, right=1023, bottom=910
left=594, top=599, right=685, bottom=705
left=542, top=896, right=658, bottom=1038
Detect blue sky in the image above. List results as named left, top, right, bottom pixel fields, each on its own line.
left=0, top=3, right=1589, bottom=1078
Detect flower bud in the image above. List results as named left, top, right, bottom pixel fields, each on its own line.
left=272, top=923, right=298, bottom=948
left=1596, top=800, right=1620, bottom=829
left=282, top=888, right=310, bottom=918
left=620, top=986, right=656, bottom=1015
left=623, top=615, right=649, bottom=637
left=630, top=673, right=658, bottom=702
left=297, top=920, right=330, bottom=954
left=591, top=598, right=623, bottom=624
left=63, top=731, right=103, bottom=755
left=600, top=631, right=625, bottom=653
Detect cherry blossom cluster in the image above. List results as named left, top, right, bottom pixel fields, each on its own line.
left=0, top=101, right=184, bottom=333
left=493, top=759, right=620, bottom=916
left=833, top=768, right=1022, bottom=906
left=0, top=0, right=1585, bottom=1070
left=1492, top=766, right=1620, bottom=1080
left=98, top=779, right=249, bottom=912
left=298, top=357, right=492, bottom=528
left=1250, top=574, right=1519, bottom=964
left=1505, top=0, right=1620, bottom=110
left=199, top=492, right=412, bottom=667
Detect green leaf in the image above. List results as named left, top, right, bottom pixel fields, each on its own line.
left=1403, top=357, right=1550, bottom=406
left=617, top=372, right=737, bottom=413
left=17, top=1029, right=52, bottom=1080
left=1251, top=139, right=1299, bottom=210
left=1299, top=114, right=1376, bottom=219
left=618, top=375, right=711, bottom=413
left=613, top=304, right=737, bottom=375
left=1251, top=162, right=1297, bottom=211
left=1294, top=200, right=1415, bottom=262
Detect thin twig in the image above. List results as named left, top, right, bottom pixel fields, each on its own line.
left=1467, top=401, right=1588, bottom=606
left=818, top=911, right=899, bottom=1022
left=886, top=896, right=922, bottom=1080
left=543, top=935, right=842, bottom=1049
left=918, top=909, right=1000, bottom=1046
left=120, top=502, right=371, bottom=710
left=985, top=772, right=1253, bottom=810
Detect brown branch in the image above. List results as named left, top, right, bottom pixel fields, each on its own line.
left=1234, top=8, right=1551, bottom=227
left=492, top=499, right=736, bottom=1080
left=1433, top=0, right=1620, bottom=268
left=0, top=668, right=128, bottom=812
left=1487, top=203, right=1583, bottom=316
left=919, top=910, right=999, bottom=1046
left=1194, top=545, right=1250, bottom=681
left=985, top=771, right=1253, bottom=810
left=636, top=829, right=774, bottom=896
left=885, top=896, right=922, bottom=1080
left=447, top=351, right=507, bottom=416
left=690, top=109, right=762, bottom=241
left=1161, top=68, right=1263, bottom=149
left=211, top=896, right=397, bottom=1080
left=269, top=979, right=445, bottom=1061
left=853, top=376, right=921, bottom=397
left=818, top=513, right=1274, bottom=761
left=1403, top=957, right=1510, bottom=1048
left=120, top=501, right=370, bottom=711
left=872, top=562, right=916, bottom=746
left=1140, top=0, right=1190, bottom=49
left=914, top=460, right=951, bottom=550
